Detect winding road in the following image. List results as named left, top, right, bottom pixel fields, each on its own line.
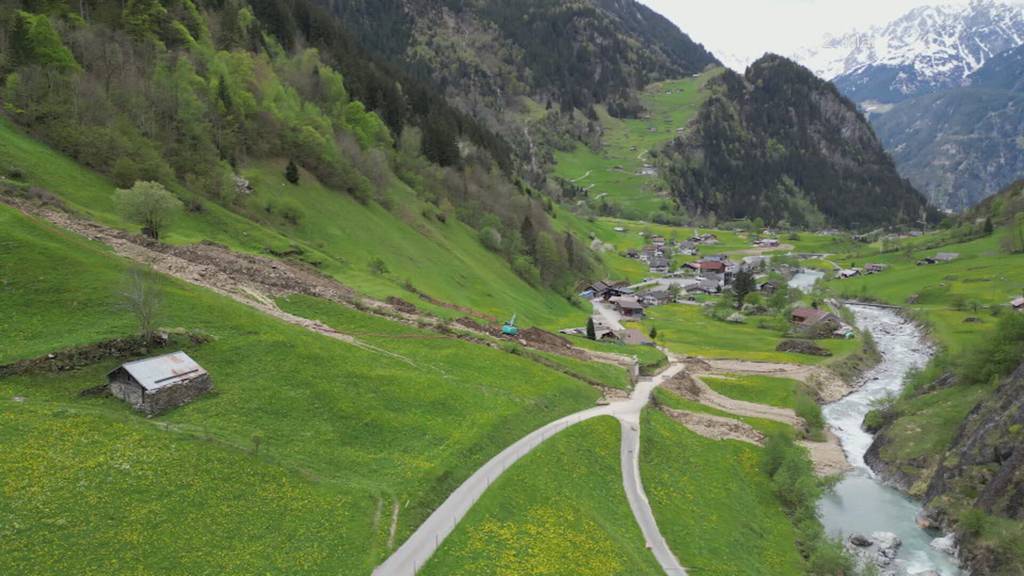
left=372, top=362, right=688, bottom=576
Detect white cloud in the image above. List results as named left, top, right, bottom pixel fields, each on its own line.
left=639, top=0, right=972, bottom=69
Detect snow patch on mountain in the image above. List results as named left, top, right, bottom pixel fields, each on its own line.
left=793, top=0, right=1024, bottom=93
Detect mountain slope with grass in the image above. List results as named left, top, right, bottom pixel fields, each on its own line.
left=662, top=55, right=932, bottom=229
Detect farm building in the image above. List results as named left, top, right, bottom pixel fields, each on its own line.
left=865, top=263, right=888, bottom=274
left=1012, top=297, right=1024, bottom=311
left=614, top=297, right=646, bottom=319
left=791, top=307, right=839, bottom=327
left=108, top=352, right=212, bottom=416
left=918, top=252, right=960, bottom=265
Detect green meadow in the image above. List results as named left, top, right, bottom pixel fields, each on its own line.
left=0, top=204, right=602, bottom=574
left=421, top=417, right=661, bottom=576
left=634, top=304, right=859, bottom=365
left=653, top=388, right=795, bottom=438
left=0, top=118, right=583, bottom=329
left=640, top=410, right=805, bottom=576
left=825, top=230, right=1024, bottom=353
left=703, top=374, right=802, bottom=410
left=552, top=70, right=722, bottom=218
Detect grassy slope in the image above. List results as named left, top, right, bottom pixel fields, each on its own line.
left=826, top=230, right=1024, bottom=353
left=636, top=305, right=859, bottom=365
left=0, top=118, right=582, bottom=329
left=552, top=70, right=722, bottom=217
left=702, top=374, right=800, bottom=410
left=640, top=410, right=804, bottom=576
left=421, top=417, right=661, bottom=576
left=653, top=388, right=795, bottom=438
left=0, top=204, right=600, bottom=574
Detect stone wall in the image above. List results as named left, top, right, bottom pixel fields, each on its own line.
left=110, top=377, right=144, bottom=408
left=142, top=374, right=213, bottom=416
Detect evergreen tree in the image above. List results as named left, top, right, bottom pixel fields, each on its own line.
left=649, top=325, right=658, bottom=339
left=733, top=269, right=755, bottom=308
left=586, top=316, right=596, bottom=340
left=984, top=217, right=994, bottom=235
left=520, top=214, right=537, bottom=257
left=285, top=160, right=299, bottom=184
left=564, top=232, right=576, bottom=269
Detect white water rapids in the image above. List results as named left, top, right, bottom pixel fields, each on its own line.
left=817, top=304, right=963, bottom=575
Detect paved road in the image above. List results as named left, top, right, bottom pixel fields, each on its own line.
left=372, top=363, right=687, bottom=576
left=620, top=418, right=687, bottom=576
left=592, top=299, right=626, bottom=331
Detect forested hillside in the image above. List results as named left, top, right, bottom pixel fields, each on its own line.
left=662, top=55, right=933, bottom=229
left=317, top=0, right=717, bottom=117
left=0, top=0, right=598, bottom=300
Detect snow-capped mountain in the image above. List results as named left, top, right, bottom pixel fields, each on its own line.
left=793, top=1, right=1024, bottom=103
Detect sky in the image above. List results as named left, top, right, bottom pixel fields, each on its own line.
left=638, top=0, right=972, bottom=69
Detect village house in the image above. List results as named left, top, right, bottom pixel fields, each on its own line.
left=640, top=290, right=672, bottom=307
left=753, top=238, right=780, bottom=248
left=107, top=352, right=212, bottom=416
left=836, top=268, right=862, bottom=280
left=865, top=263, right=888, bottom=274
left=918, top=252, right=960, bottom=265
left=613, top=297, right=646, bottom=319
left=649, top=256, right=670, bottom=274
left=1012, top=297, right=1024, bottom=312
left=759, top=280, right=780, bottom=295
left=790, top=307, right=840, bottom=327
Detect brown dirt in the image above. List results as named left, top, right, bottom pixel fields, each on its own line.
left=0, top=332, right=209, bottom=378
left=698, top=359, right=853, bottom=403
left=663, top=371, right=803, bottom=427
left=661, top=407, right=764, bottom=445
left=800, top=431, right=853, bottom=477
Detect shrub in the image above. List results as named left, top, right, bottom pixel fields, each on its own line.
left=113, top=181, right=183, bottom=240
left=795, top=388, right=825, bottom=440
left=368, top=257, right=389, bottom=276
left=285, top=159, right=300, bottom=184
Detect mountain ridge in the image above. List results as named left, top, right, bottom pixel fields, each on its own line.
left=793, top=1, right=1024, bottom=104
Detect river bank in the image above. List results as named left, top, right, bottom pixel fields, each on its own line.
left=818, top=304, right=962, bottom=576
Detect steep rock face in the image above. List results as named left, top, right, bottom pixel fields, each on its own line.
left=925, top=363, right=1024, bottom=521
left=663, top=55, right=930, bottom=228
left=871, top=43, right=1024, bottom=210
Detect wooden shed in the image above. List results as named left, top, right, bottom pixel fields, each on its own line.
left=107, top=352, right=212, bottom=416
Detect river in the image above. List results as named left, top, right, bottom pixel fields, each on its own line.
left=817, top=304, right=962, bottom=575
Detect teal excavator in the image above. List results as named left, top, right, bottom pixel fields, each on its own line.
left=502, top=314, right=519, bottom=336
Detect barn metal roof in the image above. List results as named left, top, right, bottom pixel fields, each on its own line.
left=109, top=351, right=206, bottom=392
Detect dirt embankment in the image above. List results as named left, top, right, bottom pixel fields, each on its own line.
left=698, top=359, right=853, bottom=403
left=3, top=196, right=635, bottom=378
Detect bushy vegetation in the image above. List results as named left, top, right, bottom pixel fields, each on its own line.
left=760, top=433, right=859, bottom=575
left=0, top=0, right=597, bottom=296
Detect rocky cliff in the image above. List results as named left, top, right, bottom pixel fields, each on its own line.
left=867, top=361, right=1024, bottom=574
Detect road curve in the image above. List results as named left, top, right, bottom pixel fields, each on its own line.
left=620, top=418, right=687, bottom=576
left=372, top=363, right=686, bottom=576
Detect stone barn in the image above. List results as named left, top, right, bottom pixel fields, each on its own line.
left=107, top=352, right=212, bottom=416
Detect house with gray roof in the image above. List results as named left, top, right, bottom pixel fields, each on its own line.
left=107, top=352, right=212, bottom=416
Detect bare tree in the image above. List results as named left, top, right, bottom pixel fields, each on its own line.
left=120, top=268, right=162, bottom=340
